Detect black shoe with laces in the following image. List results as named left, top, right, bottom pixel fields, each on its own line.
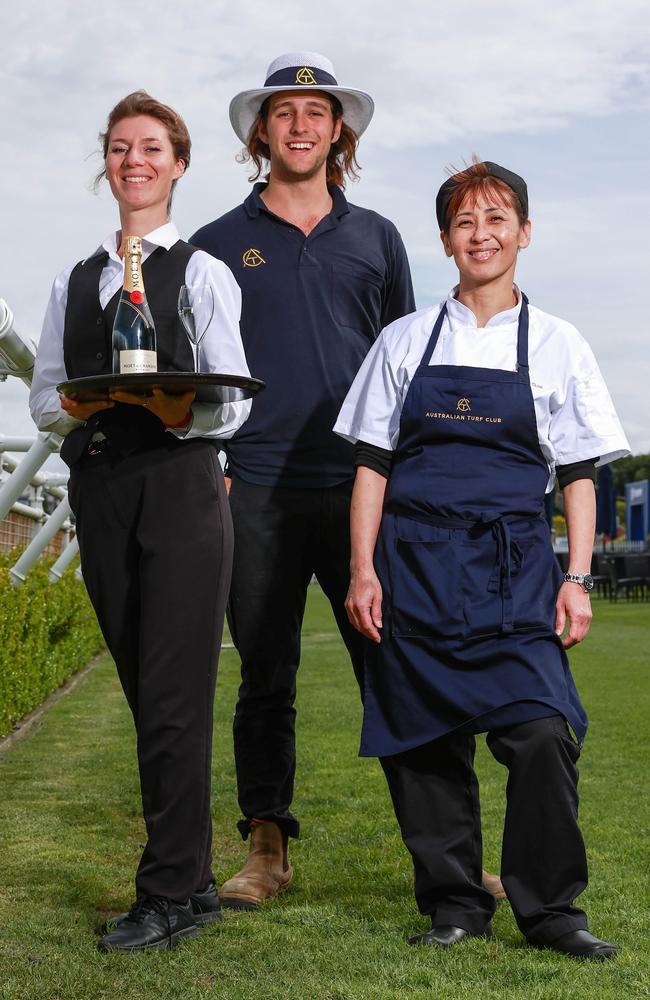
left=101, top=882, right=222, bottom=935
left=97, top=895, right=198, bottom=952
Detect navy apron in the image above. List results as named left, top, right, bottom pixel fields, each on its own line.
left=361, top=296, right=587, bottom=757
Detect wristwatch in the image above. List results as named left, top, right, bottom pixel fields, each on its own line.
left=563, top=572, right=594, bottom=593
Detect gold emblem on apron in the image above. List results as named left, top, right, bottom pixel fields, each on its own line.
left=456, top=397, right=471, bottom=412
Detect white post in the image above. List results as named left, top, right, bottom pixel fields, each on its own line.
left=9, top=496, right=72, bottom=586
left=0, top=436, right=37, bottom=452
left=49, top=535, right=80, bottom=582
left=0, top=299, right=37, bottom=387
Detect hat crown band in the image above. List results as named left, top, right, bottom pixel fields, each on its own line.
left=263, top=66, right=339, bottom=88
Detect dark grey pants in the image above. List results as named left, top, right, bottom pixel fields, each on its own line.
left=69, top=436, right=232, bottom=902
left=380, top=715, right=590, bottom=944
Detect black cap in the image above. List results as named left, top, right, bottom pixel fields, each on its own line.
left=436, top=161, right=528, bottom=230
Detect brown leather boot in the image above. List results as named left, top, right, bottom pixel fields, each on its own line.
left=219, top=821, right=293, bottom=910
left=482, top=869, right=506, bottom=900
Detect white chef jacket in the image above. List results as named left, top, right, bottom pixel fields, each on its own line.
left=334, top=287, right=630, bottom=491
left=29, top=222, right=251, bottom=440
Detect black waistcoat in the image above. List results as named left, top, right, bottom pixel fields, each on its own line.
left=60, top=240, right=197, bottom=467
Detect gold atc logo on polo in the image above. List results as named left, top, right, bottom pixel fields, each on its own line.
left=296, top=66, right=317, bottom=85
left=425, top=400, right=502, bottom=424
left=243, top=248, right=266, bottom=268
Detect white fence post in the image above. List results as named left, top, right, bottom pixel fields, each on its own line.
left=49, top=536, right=80, bottom=583
left=9, top=496, right=73, bottom=586
left=0, top=432, right=63, bottom=521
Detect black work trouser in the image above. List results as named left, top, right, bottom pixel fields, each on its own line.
left=227, top=477, right=365, bottom=839
left=68, top=437, right=233, bottom=902
left=380, top=715, right=589, bottom=944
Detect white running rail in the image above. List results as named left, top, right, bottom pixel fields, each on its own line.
left=0, top=297, right=79, bottom=584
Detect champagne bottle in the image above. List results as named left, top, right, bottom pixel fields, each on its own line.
left=111, top=236, right=157, bottom=374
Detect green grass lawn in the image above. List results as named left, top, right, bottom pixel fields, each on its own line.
left=0, top=591, right=648, bottom=999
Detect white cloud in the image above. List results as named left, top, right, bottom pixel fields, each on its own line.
left=0, top=0, right=648, bottom=454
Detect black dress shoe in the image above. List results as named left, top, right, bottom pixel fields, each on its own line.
left=97, top=896, right=198, bottom=952
left=409, top=923, right=493, bottom=947
left=538, top=929, right=619, bottom=960
left=189, top=881, right=223, bottom=926
left=101, top=882, right=222, bottom=933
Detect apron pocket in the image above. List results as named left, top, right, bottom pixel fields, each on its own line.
left=510, top=536, right=559, bottom=632
left=461, top=530, right=557, bottom=638
left=391, top=538, right=466, bottom=639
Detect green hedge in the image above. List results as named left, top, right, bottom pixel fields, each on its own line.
left=0, top=551, right=104, bottom=737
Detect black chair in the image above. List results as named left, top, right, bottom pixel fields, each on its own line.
left=622, top=555, right=650, bottom=600
left=604, top=555, right=647, bottom=601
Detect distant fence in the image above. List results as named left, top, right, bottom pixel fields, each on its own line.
left=592, top=538, right=647, bottom=554
left=0, top=508, right=72, bottom=558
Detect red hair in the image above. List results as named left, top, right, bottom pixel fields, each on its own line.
left=443, top=161, right=526, bottom=232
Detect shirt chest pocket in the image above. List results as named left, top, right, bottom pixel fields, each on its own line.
left=331, top=263, right=384, bottom=337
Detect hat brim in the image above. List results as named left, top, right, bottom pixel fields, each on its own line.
left=229, top=86, right=375, bottom=144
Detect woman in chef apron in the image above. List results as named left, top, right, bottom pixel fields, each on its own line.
left=334, top=160, right=629, bottom=959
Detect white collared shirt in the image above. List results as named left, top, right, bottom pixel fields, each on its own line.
left=334, top=287, right=630, bottom=491
left=29, top=222, right=251, bottom=440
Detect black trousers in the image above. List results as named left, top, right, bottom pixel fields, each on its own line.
left=227, top=478, right=365, bottom=839
left=68, top=436, right=233, bottom=902
left=380, top=715, right=590, bottom=944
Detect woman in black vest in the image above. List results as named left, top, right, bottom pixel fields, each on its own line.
left=30, top=92, right=251, bottom=952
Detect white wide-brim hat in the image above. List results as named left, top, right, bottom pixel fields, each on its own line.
left=229, top=51, right=375, bottom=144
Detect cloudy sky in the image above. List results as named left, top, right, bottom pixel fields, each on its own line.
left=1, top=0, right=649, bottom=457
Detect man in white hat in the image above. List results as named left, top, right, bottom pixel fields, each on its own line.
left=190, top=52, right=415, bottom=908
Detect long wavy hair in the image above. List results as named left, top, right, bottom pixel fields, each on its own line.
left=238, top=93, right=361, bottom=189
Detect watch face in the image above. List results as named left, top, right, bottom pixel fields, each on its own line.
left=584, top=574, right=594, bottom=592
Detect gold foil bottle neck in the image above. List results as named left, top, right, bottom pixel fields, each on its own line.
left=122, top=236, right=145, bottom=295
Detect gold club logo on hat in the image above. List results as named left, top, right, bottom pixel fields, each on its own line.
left=295, top=66, right=318, bottom=85
left=229, top=51, right=375, bottom=144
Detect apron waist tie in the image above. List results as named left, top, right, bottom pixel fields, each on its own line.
left=389, top=507, right=544, bottom=634
left=481, top=515, right=521, bottom=633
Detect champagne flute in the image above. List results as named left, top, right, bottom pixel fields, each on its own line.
left=177, top=285, right=214, bottom=373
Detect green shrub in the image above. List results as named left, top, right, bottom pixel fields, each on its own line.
left=0, top=551, right=104, bottom=737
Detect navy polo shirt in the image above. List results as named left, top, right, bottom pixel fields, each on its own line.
left=190, top=183, right=415, bottom=488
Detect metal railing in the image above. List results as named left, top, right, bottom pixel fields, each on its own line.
left=0, top=297, right=79, bottom=585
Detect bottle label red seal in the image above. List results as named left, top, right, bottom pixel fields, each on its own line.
left=130, top=291, right=144, bottom=304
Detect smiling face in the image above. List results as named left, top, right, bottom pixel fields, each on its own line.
left=105, top=114, right=185, bottom=222
left=258, top=91, right=342, bottom=182
left=441, top=189, right=531, bottom=290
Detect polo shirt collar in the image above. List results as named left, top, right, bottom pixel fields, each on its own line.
left=244, top=182, right=350, bottom=221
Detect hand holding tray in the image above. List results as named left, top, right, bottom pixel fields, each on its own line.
left=57, top=371, right=265, bottom=405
